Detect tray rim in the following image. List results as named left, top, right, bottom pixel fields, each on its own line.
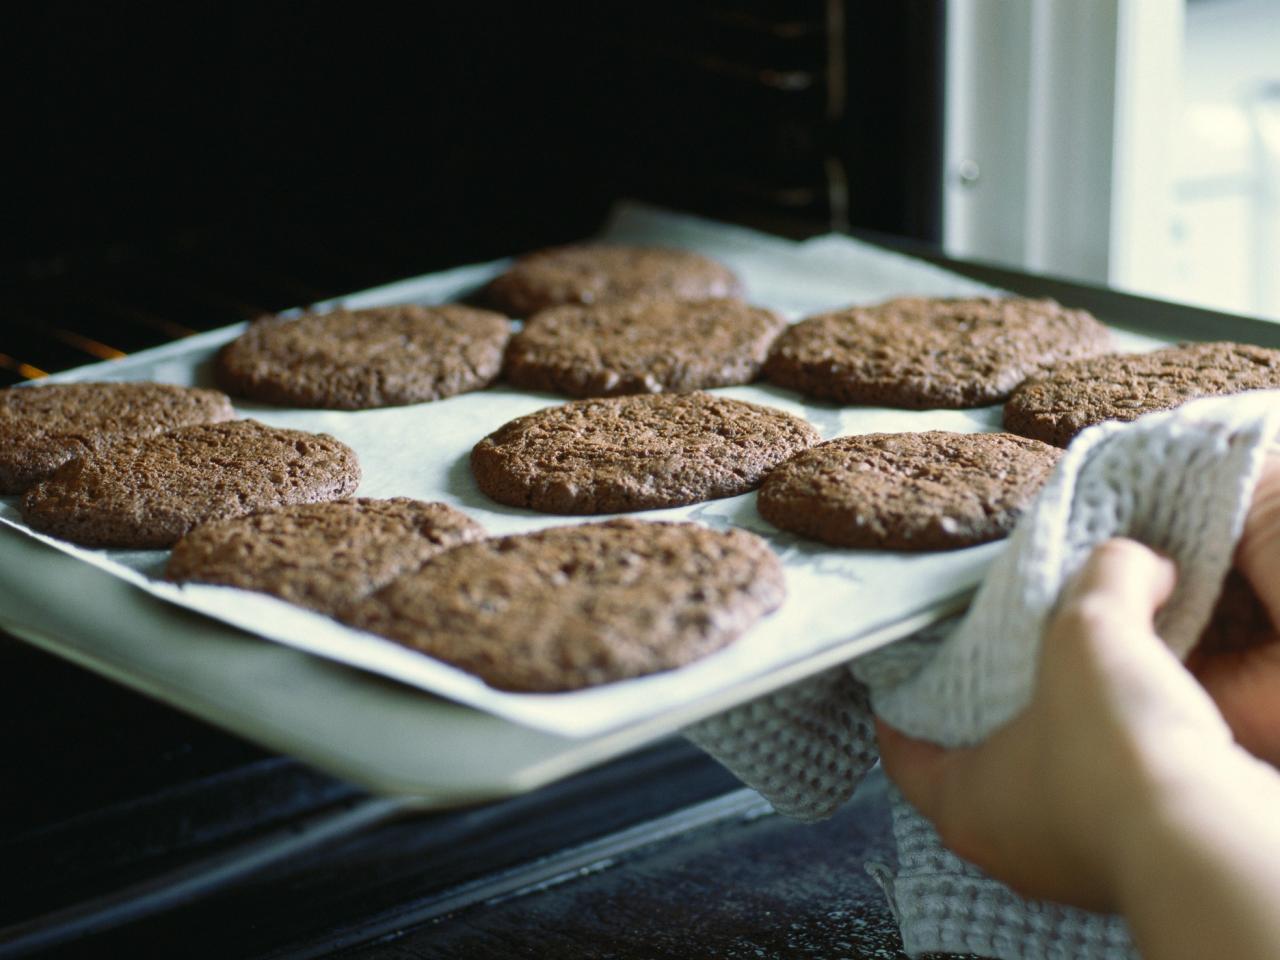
left=6, top=202, right=1276, bottom=800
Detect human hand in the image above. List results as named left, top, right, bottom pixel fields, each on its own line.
left=876, top=538, right=1241, bottom=912
left=1189, top=454, right=1280, bottom=766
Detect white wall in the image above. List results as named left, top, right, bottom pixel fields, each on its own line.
left=944, top=0, right=1181, bottom=293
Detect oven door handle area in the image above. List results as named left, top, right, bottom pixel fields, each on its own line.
left=0, top=794, right=414, bottom=957
left=0, top=515, right=971, bottom=802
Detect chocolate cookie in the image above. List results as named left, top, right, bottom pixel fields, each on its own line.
left=167, top=498, right=484, bottom=614
left=758, top=431, right=1061, bottom=550
left=339, top=518, right=785, bottom=692
left=764, top=297, right=1111, bottom=409
left=0, top=382, right=235, bottom=495
left=485, top=244, right=743, bottom=316
left=471, top=392, right=820, bottom=514
left=503, top=298, right=786, bottom=397
left=22, top=420, right=361, bottom=548
left=1004, top=341, right=1280, bottom=447
left=215, top=304, right=512, bottom=409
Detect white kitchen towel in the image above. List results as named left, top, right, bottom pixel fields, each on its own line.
left=865, top=788, right=1136, bottom=960
left=687, top=390, right=1280, bottom=959
left=684, top=664, right=879, bottom=822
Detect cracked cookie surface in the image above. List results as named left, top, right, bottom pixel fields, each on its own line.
left=0, top=382, right=234, bottom=494
left=216, top=305, right=512, bottom=409
left=167, top=498, right=483, bottom=614
left=340, top=518, right=785, bottom=691
left=471, top=392, right=820, bottom=514
left=503, top=298, right=785, bottom=398
left=764, top=296, right=1110, bottom=409
left=758, top=431, right=1061, bottom=550
left=1004, top=341, right=1280, bottom=446
left=485, top=244, right=742, bottom=316
left=22, top=419, right=360, bottom=548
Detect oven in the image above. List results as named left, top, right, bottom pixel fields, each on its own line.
left=6, top=5, right=1274, bottom=958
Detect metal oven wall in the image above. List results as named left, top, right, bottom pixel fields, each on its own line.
left=1, top=5, right=942, bottom=956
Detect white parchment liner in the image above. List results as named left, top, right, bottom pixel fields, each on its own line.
left=0, top=204, right=1166, bottom=737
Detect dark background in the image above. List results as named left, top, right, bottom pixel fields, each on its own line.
left=5, top=2, right=943, bottom=293
left=1, top=4, right=947, bottom=956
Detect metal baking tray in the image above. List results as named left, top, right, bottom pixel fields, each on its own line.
left=4, top=204, right=1274, bottom=806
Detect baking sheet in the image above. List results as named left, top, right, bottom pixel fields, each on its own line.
left=0, top=203, right=1166, bottom=738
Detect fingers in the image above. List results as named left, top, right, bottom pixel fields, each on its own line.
left=1238, top=454, right=1280, bottom=630
left=872, top=537, right=1230, bottom=912
left=875, top=716, right=985, bottom=860
left=1050, top=539, right=1235, bottom=758
left=883, top=538, right=1178, bottom=808
left=1193, top=643, right=1280, bottom=766
left=875, top=716, right=949, bottom=807
left=1196, top=455, right=1280, bottom=765
left=1044, top=540, right=1177, bottom=677
left=1057, top=538, right=1177, bottom=622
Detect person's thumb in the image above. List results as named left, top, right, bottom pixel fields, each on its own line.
left=1047, top=538, right=1231, bottom=747
left=1237, top=454, right=1280, bottom=630
left=1056, top=538, right=1176, bottom=622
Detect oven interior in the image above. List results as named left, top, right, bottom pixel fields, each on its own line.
left=4, top=4, right=942, bottom=956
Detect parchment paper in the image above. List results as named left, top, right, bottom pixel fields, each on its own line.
left=0, top=204, right=1166, bottom=737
